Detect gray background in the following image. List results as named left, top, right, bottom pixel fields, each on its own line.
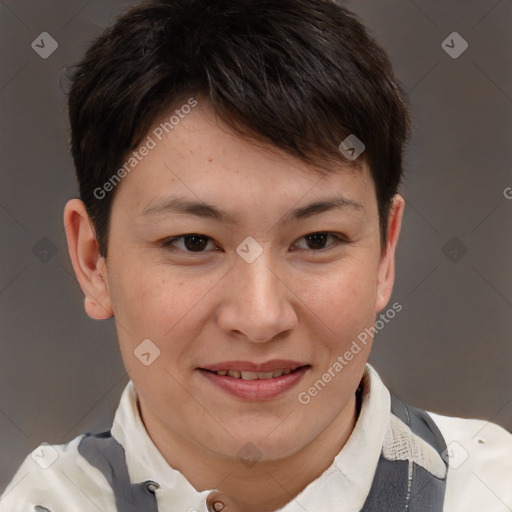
left=1, top=0, right=511, bottom=492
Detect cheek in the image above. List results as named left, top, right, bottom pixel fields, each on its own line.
left=298, top=258, right=379, bottom=337
left=110, top=263, right=190, bottom=332
left=111, top=272, right=196, bottom=395
left=109, top=265, right=222, bottom=372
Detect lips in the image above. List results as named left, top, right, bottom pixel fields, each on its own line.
left=214, top=369, right=293, bottom=380
left=199, top=360, right=307, bottom=373
left=198, top=361, right=310, bottom=400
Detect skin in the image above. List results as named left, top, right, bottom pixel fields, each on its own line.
left=64, top=99, right=404, bottom=512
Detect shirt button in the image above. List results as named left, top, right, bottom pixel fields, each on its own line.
left=145, top=480, right=160, bottom=493
left=206, top=490, right=236, bottom=511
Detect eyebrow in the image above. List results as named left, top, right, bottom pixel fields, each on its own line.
left=140, top=196, right=364, bottom=224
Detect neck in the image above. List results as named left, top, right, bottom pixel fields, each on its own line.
left=140, top=392, right=360, bottom=512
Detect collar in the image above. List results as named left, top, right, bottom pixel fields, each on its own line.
left=111, top=363, right=390, bottom=511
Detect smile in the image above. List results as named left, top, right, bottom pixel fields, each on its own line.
left=211, top=368, right=294, bottom=379
left=198, top=362, right=311, bottom=400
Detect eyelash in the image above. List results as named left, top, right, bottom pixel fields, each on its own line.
left=159, top=232, right=347, bottom=254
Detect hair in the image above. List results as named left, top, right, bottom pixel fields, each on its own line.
left=67, top=0, right=410, bottom=257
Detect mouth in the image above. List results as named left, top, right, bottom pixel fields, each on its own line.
left=203, top=367, right=300, bottom=379
left=197, top=361, right=311, bottom=400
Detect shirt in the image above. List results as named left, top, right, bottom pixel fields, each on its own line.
left=1, top=364, right=511, bottom=511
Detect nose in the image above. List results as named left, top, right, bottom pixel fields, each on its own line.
left=216, top=246, right=297, bottom=343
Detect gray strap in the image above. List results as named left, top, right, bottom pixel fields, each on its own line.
left=390, top=393, right=448, bottom=457
left=359, top=395, right=448, bottom=511
left=77, top=431, right=159, bottom=512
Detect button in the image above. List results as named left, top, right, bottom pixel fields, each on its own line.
left=206, top=492, right=225, bottom=512
left=205, top=490, right=246, bottom=511
left=206, top=491, right=241, bottom=511
left=145, top=480, right=160, bottom=493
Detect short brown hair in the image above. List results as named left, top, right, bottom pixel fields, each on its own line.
left=68, top=0, right=410, bottom=256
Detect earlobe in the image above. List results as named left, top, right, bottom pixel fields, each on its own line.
left=63, top=199, right=113, bottom=320
left=375, top=194, right=405, bottom=312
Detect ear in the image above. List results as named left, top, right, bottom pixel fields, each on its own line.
left=63, top=199, right=113, bottom=320
left=375, top=194, right=405, bottom=312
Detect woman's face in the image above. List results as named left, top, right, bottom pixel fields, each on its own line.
left=90, top=100, right=402, bottom=462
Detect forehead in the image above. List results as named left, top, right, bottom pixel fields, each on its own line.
left=113, top=101, right=377, bottom=220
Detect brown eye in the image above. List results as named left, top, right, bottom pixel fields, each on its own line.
left=161, top=234, right=215, bottom=252
left=294, top=232, right=345, bottom=251
left=305, top=233, right=330, bottom=250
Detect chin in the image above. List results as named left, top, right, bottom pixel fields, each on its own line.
left=222, top=427, right=311, bottom=463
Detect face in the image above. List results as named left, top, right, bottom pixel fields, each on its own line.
left=66, top=99, right=403, bottom=463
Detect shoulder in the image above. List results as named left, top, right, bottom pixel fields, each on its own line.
left=0, top=434, right=116, bottom=512
left=427, top=411, right=512, bottom=512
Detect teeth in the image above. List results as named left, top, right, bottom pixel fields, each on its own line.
left=216, top=368, right=297, bottom=379
left=257, top=371, right=274, bottom=380
left=240, top=371, right=258, bottom=380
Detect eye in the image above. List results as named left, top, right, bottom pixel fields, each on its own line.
left=160, top=231, right=346, bottom=255
left=160, top=234, right=218, bottom=253
left=293, top=232, right=346, bottom=251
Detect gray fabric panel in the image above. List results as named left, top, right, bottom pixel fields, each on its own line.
left=359, top=457, right=409, bottom=511
left=407, top=463, right=447, bottom=512
left=359, top=398, right=448, bottom=511
left=390, top=393, right=410, bottom=425
left=360, top=458, right=446, bottom=512
left=78, top=431, right=159, bottom=512
left=390, top=394, right=448, bottom=457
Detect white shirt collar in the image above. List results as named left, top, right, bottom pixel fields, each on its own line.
left=111, top=363, right=391, bottom=511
